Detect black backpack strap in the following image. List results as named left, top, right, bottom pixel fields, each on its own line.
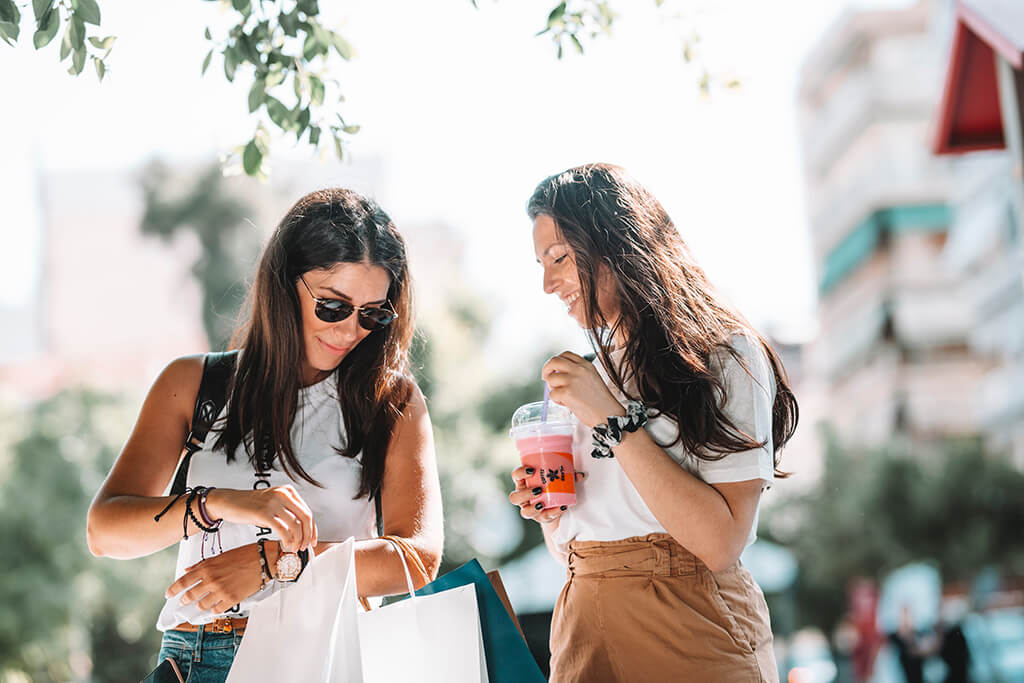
left=170, top=350, right=239, bottom=496
left=374, top=489, right=384, bottom=537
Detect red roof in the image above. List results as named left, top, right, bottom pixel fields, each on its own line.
left=933, top=0, right=1024, bottom=155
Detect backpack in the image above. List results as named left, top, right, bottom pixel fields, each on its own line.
left=171, top=350, right=383, bottom=535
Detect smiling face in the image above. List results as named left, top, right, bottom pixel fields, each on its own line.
left=532, top=214, right=620, bottom=332
left=296, top=262, right=392, bottom=386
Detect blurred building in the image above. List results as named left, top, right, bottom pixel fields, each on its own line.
left=797, top=0, right=993, bottom=445
left=933, top=0, right=1024, bottom=466
left=0, top=157, right=391, bottom=401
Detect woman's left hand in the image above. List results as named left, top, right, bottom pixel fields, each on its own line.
left=542, top=351, right=624, bottom=428
left=166, top=543, right=262, bottom=613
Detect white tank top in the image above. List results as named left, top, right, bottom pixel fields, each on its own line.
left=157, top=375, right=376, bottom=631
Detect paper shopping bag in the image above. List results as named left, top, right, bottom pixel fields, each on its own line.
left=225, top=538, right=363, bottom=683
left=358, top=582, right=487, bottom=683
left=396, top=560, right=546, bottom=683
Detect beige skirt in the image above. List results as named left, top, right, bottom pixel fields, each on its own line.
left=549, top=533, right=778, bottom=683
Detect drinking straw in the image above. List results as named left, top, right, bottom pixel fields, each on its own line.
left=541, top=382, right=551, bottom=422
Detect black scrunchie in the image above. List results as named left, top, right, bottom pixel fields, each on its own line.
left=591, top=401, right=648, bottom=458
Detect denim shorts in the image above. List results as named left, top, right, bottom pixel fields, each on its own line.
left=157, top=628, right=244, bottom=683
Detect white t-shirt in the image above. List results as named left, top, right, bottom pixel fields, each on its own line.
left=157, top=375, right=377, bottom=631
left=551, top=333, right=776, bottom=551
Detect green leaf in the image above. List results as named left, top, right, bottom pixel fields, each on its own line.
left=0, top=0, right=20, bottom=25
left=93, top=56, right=105, bottom=81
left=341, top=124, right=359, bottom=134
left=237, top=33, right=262, bottom=68
left=204, top=27, right=211, bottom=40
left=309, top=75, right=324, bottom=106
left=334, top=133, right=344, bottom=160
left=66, top=17, right=84, bottom=50
left=547, top=2, right=566, bottom=26
left=32, top=9, right=59, bottom=49
left=88, top=35, right=115, bottom=51
left=0, top=21, right=18, bottom=45
left=201, top=49, right=213, bottom=75
left=301, top=33, right=324, bottom=61
left=223, top=44, right=240, bottom=81
left=75, top=0, right=100, bottom=26
left=231, top=0, right=251, bottom=14
left=297, top=0, right=318, bottom=16
left=265, top=68, right=285, bottom=88
left=68, top=45, right=86, bottom=74
left=279, top=10, right=298, bottom=37
left=569, top=34, right=583, bottom=54
left=60, top=23, right=72, bottom=59
left=295, top=107, right=310, bottom=138
left=329, top=31, right=352, bottom=60
left=247, top=78, right=265, bottom=113
left=308, top=125, right=321, bottom=146
left=242, top=140, right=262, bottom=176
left=32, top=0, right=51, bottom=22
left=265, top=96, right=290, bottom=129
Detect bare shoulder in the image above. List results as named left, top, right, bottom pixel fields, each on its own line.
left=149, top=354, right=206, bottom=422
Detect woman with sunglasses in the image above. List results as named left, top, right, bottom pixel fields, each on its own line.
left=87, top=188, right=443, bottom=681
left=509, top=164, right=798, bottom=682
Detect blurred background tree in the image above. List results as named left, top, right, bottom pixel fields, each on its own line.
left=139, top=162, right=259, bottom=351
left=763, top=430, right=1024, bottom=635
left=0, top=388, right=173, bottom=681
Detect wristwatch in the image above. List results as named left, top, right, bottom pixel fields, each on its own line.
left=275, top=550, right=302, bottom=582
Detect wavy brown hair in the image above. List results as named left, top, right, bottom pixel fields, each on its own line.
left=217, top=188, right=414, bottom=499
left=528, top=164, right=797, bottom=474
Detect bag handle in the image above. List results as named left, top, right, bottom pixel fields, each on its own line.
left=359, top=535, right=430, bottom=611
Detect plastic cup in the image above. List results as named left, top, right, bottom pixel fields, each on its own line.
left=510, top=401, right=577, bottom=510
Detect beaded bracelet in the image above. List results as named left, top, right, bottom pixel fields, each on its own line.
left=256, top=539, right=271, bottom=591
left=184, top=487, right=222, bottom=536
left=196, top=486, right=222, bottom=529
left=590, top=400, right=649, bottom=458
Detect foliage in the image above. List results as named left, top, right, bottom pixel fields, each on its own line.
left=763, top=430, right=1024, bottom=634
left=0, top=388, right=175, bottom=682
left=139, top=161, right=260, bottom=351
left=0, top=0, right=680, bottom=176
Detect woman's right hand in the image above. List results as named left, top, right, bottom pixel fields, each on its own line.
left=509, top=465, right=581, bottom=526
left=205, top=486, right=318, bottom=551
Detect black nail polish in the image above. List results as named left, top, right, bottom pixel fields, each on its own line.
left=532, top=487, right=543, bottom=495
left=525, top=467, right=535, bottom=475
left=560, top=505, right=568, bottom=511
left=535, top=503, right=544, bottom=510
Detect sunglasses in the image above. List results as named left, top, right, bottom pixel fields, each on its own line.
left=299, top=276, right=397, bottom=330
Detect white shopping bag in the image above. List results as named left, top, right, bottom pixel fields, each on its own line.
left=226, top=538, right=363, bottom=683
left=358, top=540, right=488, bottom=683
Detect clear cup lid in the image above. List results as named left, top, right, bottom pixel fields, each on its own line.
left=510, top=401, right=575, bottom=429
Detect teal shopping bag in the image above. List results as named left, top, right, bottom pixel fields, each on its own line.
left=399, top=559, right=546, bottom=683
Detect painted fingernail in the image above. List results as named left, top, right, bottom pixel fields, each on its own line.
left=532, top=487, right=543, bottom=495
left=535, top=503, right=544, bottom=510
left=525, top=467, right=535, bottom=475
left=561, top=505, right=568, bottom=511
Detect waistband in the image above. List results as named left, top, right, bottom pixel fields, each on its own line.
left=566, top=533, right=712, bottom=578
left=170, top=616, right=248, bottom=634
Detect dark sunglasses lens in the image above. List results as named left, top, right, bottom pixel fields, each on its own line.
left=358, top=308, right=397, bottom=330
left=315, top=300, right=354, bottom=323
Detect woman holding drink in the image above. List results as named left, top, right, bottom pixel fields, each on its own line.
left=509, top=163, right=798, bottom=682
left=87, top=188, right=443, bottom=682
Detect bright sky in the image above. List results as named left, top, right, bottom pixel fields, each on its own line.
left=0, top=0, right=917, bottom=350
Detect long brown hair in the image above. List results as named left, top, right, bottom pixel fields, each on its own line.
left=218, top=188, right=414, bottom=499
left=528, top=164, right=797, bottom=473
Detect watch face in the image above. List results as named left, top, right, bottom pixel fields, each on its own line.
left=276, top=552, right=302, bottom=581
